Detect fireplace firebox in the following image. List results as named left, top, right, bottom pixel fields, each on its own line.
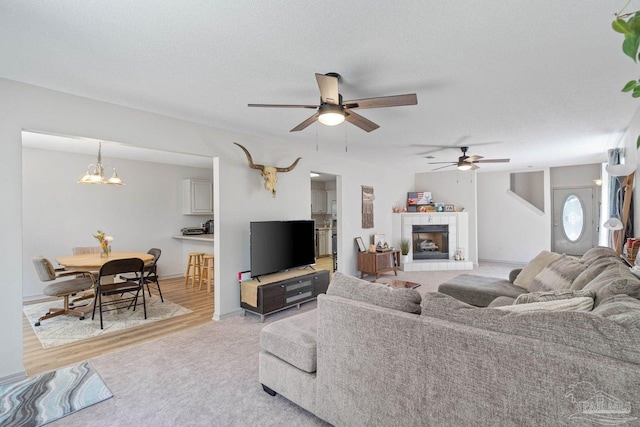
left=412, top=224, right=449, bottom=260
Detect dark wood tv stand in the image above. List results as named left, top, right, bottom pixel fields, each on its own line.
left=240, top=269, right=330, bottom=322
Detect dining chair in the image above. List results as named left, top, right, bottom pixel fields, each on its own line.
left=92, top=258, right=146, bottom=330
left=119, top=248, right=163, bottom=302
left=32, top=256, right=96, bottom=326
left=68, top=246, right=102, bottom=306
left=72, top=246, right=103, bottom=255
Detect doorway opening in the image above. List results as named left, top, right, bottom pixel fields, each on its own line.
left=310, top=171, right=339, bottom=272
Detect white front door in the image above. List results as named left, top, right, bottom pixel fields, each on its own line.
left=552, top=187, right=597, bottom=256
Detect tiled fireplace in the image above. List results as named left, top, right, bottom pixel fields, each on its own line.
left=392, top=212, right=473, bottom=271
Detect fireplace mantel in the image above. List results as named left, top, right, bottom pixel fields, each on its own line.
left=391, top=212, right=473, bottom=271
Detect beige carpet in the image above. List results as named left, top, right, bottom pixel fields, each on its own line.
left=24, top=296, right=192, bottom=349
left=44, top=263, right=516, bottom=426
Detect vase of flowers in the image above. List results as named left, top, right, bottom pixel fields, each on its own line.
left=93, top=230, right=114, bottom=258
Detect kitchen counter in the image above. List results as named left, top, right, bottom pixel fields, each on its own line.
left=172, top=234, right=214, bottom=242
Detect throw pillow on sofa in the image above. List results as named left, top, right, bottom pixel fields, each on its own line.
left=327, top=272, right=422, bottom=314
left=514, top=289, right=595, bottom=305
left=494, top=297, right=594, bottom=312
left=583, top=263, right=640, bottom=307
left=580, top=246, right=620, bottom=264
left=528, top=255, right=588, bottom=292
left=512, top=250, right=562, bottom=290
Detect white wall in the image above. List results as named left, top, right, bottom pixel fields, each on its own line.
left=477, top=170, right=551, bottom=263
left=0, top=78, right=413, bottom=381
left=413, top=170, right=478, bottom=264
left=22, top=147, right=213, bottom=299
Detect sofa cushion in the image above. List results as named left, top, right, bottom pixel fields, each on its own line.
left=570, top=258, right=614, bottom=290
left=583, top=263, right=640, bottom=307
left=420, top=292, right=640, bottom=365
left=512, top=250, right=562, bottom=290
left=327, top=272, right=421, bottom=314
left=592, top=295, right=640, bottom=327
left=495, top=297, right=594, bottom=312
left=487, top=296, right=516, bottom=307
left=581, top=246, right=620, bottom=264
left=514, top=289, right=595, bottom=305
left=438, top=274, right=526, bottom=307
left=260, top=309, right=318, bottom=373
left=529, top=255, right=588, bottom=292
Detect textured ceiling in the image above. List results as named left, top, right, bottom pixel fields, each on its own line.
left=2, top=1, right=640, bottom=172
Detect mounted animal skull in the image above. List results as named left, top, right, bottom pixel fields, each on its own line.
left=234, top=142, right=302, bottom=197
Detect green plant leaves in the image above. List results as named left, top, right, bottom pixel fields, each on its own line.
left=623, top=80, right=638, bottom=92
left=614, top=12, right=640, bottom=62
left=614, top=8, right=640, bottom=97
left=613, top=18, right=632, bottom=34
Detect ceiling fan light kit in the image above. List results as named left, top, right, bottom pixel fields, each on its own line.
left=249, top=72, right=417, bottom=132
left=317, top=104, right=345, bottom=126
left=457, top=161, right=472, bottom=171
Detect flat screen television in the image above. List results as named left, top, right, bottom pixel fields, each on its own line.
left=250, top=220, right=316, bottom=278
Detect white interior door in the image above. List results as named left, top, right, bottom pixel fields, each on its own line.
left=552, top=187, right=596, bottom=256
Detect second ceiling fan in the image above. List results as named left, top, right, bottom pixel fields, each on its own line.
left=248, top=72, right=418, bottom=132
left=428, top=146, right=510, bottom=171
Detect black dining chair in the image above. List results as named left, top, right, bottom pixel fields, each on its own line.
left=120, top=248, right=163, bottom=302
left=92, top=258, right=146, bottom=330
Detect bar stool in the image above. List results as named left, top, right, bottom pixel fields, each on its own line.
left=184, top=252, right=204, bottom=288
left=200, top=254, right=214, bottom=293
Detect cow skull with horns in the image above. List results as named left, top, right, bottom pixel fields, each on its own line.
left=234, top=143, right=302, bottom=197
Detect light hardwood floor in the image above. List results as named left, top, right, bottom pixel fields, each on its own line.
left=23, top=256, right=334, bottom=376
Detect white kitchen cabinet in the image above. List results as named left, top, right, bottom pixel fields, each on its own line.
left=317, top=229, right=329, bottom=256
left=182, top=179, right=213, bottom=215
left=311, top=189, right=327, bottom=214
left=325, top=230, right=333, bottom=255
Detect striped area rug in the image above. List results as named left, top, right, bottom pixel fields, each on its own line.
left=0, top=362, right=112, bottom=427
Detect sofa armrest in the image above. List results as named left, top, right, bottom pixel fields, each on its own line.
left=509, top=268, right=522, bottom=283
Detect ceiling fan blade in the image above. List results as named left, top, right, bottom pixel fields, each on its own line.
left=474, top=158, right=510, bottom=163
left=315, top=73, right=340, bottom=105
left=427, top=161, right=457, bottom=164
left=290, top=113, right=320, bottom=132
left=343, top=93, right=417, bottom=109
left=470, top=163, right=480, bottom=170
left=465, top=155, right=484, bottom=162
left=248, top=103, right=318, bottom=109
left=431, top=164, right=455, bottom=171
left=344, top=110, right=380, bottom=132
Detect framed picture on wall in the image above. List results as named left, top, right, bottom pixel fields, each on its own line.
left=362, top=185, right=374, bottom=228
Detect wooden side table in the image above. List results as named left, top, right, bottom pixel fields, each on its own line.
left=357, top=250, right=400, bottom=279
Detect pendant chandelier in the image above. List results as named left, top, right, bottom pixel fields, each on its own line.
left=77, top=141, right=124, bottom=185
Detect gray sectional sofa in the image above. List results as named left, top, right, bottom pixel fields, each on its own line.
left=259, top=247, right=640, bottom=426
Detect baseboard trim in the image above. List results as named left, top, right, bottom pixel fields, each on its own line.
left=478, top=258, right=527, bottom=267
left=213, top=308, right=244, bottom=321
left=0, top=370, right=26, bottom=386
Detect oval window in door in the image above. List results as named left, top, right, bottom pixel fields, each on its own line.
left=562, top=195, right=584, bottom=242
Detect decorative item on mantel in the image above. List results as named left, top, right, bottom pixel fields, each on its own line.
left=93, top=230, right=113, bottom=258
